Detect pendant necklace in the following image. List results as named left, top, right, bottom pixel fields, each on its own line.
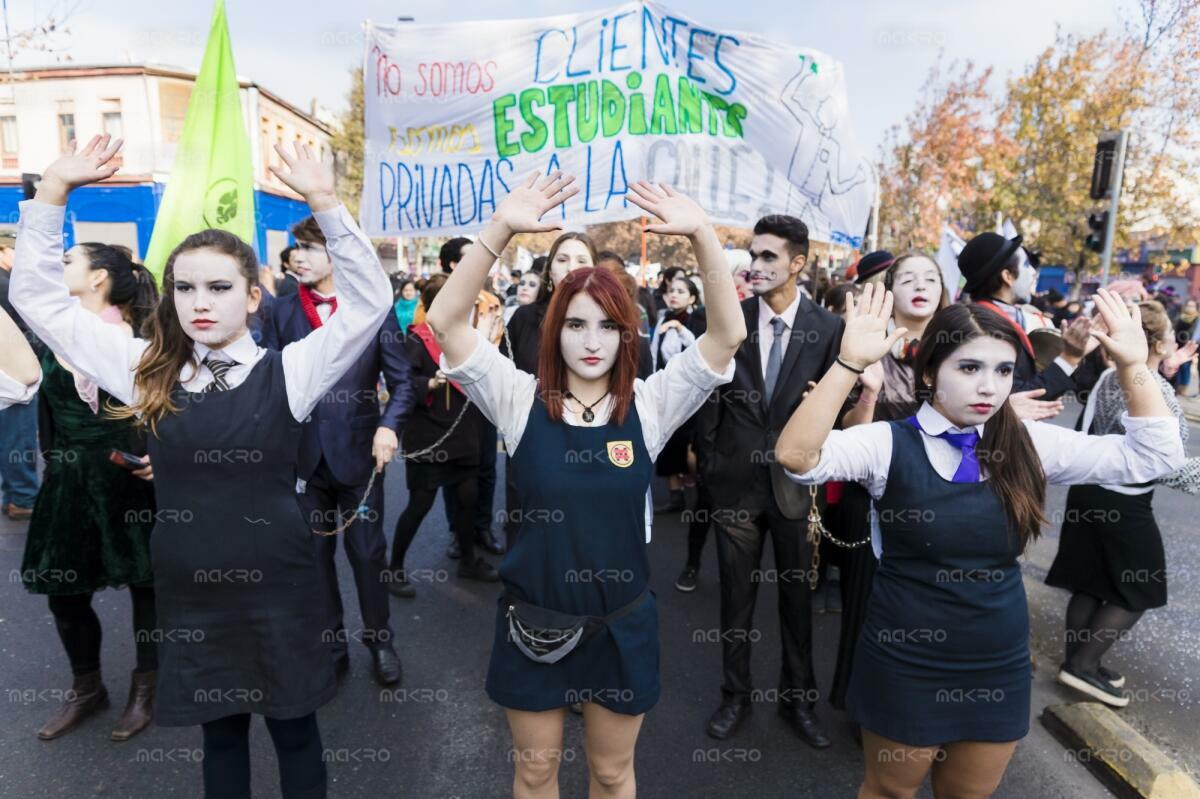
left=566, top=391, right=609, bottom=423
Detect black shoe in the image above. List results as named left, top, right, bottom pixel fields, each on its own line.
left=1098, top=665, right=1126, bottom=689
left=475, top=529, right=505, bottom=555
left=371, top=646, right=402, bottom=686
left=706, top=699, right=751, bottom=740
left=457, top=557, right=499, bottom=582
left=446, top=536, right=462, bottom=560
left=779, top=702, right=832, bottom=749
left=385, top=570, right=416, bottom=598
left=654, top=489, right=685, bottom=514
left=675, top=566, right=698, bottom=593
left=1057, top=664, right=1129, bottom=707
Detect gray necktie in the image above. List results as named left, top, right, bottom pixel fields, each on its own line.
left=203, top=356, right=234, bottom=393
left=764, top=316, right=787, bottom=402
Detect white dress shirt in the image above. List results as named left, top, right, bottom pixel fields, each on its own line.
left=441, top=328, right=735, bottom=542
left=757, top=292, right=802, bottom=380
left=311, top=289, right=336, bottom=324
left=0, top=368, right=39, bottom=410
left=787, top=401, right=1185, bottom=558
left=10, top=200, right=391, bottom=423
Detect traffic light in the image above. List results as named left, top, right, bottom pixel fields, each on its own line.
left=1086, top=211, right=1108, bottom=253
left=1090, top=135, right=1120, bottom=200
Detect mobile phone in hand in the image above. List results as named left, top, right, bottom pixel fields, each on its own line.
left=108, top=449, right=149, bottom=471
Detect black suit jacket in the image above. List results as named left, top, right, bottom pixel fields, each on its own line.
left=261, top=294, right=414, bottom=487
left=696, top=294, right=844, bottom=520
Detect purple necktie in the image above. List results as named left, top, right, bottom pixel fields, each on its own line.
left=908, top=416, right=981, bottom=483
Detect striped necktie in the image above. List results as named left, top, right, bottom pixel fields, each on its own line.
left=203, top=356, right=234, bottom=393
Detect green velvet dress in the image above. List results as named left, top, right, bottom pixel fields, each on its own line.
left=20, top=353, right=155, bottom=595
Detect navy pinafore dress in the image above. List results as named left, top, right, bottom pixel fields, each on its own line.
left=148, top=351, right=337, bottom=726
left=486, top=395, right=658, bottom=716
left=846, top=420, right=1031, bottom=746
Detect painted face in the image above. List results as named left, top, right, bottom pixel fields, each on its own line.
left=891, top=257, right=942, bottom=320
left=63, top=245, right=104, bottom=298
left=559, top=291, right=621, bottom=381
left=929, top=335, right=1018, bottom=429
left=747, top=233, right=801, bottom=296
left=516, top=273, right=542, bottom=305
left=1012, top=261, right=1037, bottom=303
left=400, top=283, right=417, bottom=300
left=549, top=239, right=593, bottom=286
left=291, top=240, right=332, bottom=287
left=172, top=250, right=261, bottom=349
left=664, top=277, right=694, bottom=311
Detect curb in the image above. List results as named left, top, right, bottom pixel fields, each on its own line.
left=1041, top=703, right=1200, bottom=799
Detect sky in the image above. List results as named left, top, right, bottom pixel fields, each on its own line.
left=7, top=0, right=1131, bottom=158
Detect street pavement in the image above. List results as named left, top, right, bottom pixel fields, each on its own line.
left=2, top=402, right=1195, bottom=797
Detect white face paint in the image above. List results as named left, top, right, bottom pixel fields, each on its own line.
left=929, top=336, right=1018, bottom=429
left=890, top=256, right=942, bottom=321
left=559, top=291, right=621, bottom=382
left=747, top=233, right=801, bottom=296
left=549, top=239, right=594, bottom=287
left=1012, top=261, right=1037, bottom=303
left=63, top=245, right=103, bottom=298
left=291, top=240, right=332, bottom=288
left=172, top=250, right=261, bottom=349
left=516, top=273, right=542, bottom=305
left=664, top=277, right=694, bottom=311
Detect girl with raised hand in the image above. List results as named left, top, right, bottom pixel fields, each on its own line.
left=426, top=172, right=745, bottom=798
left=11, top=134, right=392, bottom=799
left=776, top=284, right=1183, bottom=799
left=17, top=239, right=160, bottom=744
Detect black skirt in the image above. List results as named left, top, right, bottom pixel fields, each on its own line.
left=1045, top=484, right=1166, bottom=611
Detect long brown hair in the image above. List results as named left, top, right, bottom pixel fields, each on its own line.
left=113, top=230, right=260, bottom=433
left=537, top=267, right=640, bottom=425
left=539, top=232, right=598, bottom=302
left=913, top=304, right=1046, bottom=551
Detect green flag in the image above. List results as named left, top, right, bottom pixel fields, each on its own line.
left=144, top=0, right=255, bottom=282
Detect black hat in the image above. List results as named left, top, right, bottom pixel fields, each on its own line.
left=958, top=232, right=1022, bottom=297
left=852, top=250, right=895, bottom=284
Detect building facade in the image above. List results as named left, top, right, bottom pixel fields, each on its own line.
left=0, top=63, right=335, bottom=267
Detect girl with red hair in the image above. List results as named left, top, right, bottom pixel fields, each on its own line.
left=426, top=172, right=746, bottom=798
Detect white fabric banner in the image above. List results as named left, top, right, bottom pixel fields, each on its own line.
left=361, top=2, right=874, bottom=244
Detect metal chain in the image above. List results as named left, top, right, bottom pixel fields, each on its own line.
left=804, top=485, right=871, bottom=590
left=311, top=391, right=474, bottom=537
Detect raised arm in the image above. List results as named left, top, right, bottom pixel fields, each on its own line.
left=1090, top=289, right=1173, bottom=420
left=272, top=143, right=392, bottom=421
left=776, top=283, right=907, bottom=475
left=10, top=135, right=146, bottom=405
left=625, top=182, right=745, bottom=374
left=426, top=171, right=578, bottom=369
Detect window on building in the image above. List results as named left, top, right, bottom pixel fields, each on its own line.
left=0, top=116, right=17, bottom=169
left=58, top=113, right=76, bottom=152
left=102, top=105, right=124, bottom=167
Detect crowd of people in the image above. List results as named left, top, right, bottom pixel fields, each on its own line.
left=0, top=133, right=1195, bottom=799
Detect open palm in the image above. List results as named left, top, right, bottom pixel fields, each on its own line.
left=626, top=181, right=708, bottom=236
left=44, top=134, right=124, bottom=190
left=1090, top=288, right=1148, bottom=368
left=839, top=283, right=908, bottom=370
left=493, top=171, right=579, bottom=235
left=269, top=142, right=335, bottom=200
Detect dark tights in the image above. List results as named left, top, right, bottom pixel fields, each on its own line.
left=390, top=477, right=478, bottom=570
left=201, top=712, right=326, bottom=799
left=47, top=584, right=157, bottom=675
left=1064, top=591, right=1144, bottom=673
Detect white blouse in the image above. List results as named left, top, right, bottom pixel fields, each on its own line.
left=441, top=329, right=735, bottom=542
left=9, top=200, right=392, bottom=423
left=787, top=401, right=1186, bottom=558
left=0, top=368, right=39, bottom=410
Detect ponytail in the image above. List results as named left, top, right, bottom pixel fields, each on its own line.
left=78, top=242, right=160, bottom=332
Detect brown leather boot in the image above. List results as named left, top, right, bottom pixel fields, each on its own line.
left=110, top=670, right=155, bottom=742
left=37, top=671, right=109, bottom=740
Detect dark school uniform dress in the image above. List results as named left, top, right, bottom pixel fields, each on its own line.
left=846, top=420, right=1030, bottom=746
left=485, top=396, right=658, bottom=715
left=148, top=351, right=336, bottom=726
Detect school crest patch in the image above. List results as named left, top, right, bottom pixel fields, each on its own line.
left=607, top=440, right=634, bottom=468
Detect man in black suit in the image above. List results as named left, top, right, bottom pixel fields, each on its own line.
left=261, top=215, right=413, bottom=686
left=697, top=215, right=843, bottom=748
left=276, top=245, right=301, bottom=297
